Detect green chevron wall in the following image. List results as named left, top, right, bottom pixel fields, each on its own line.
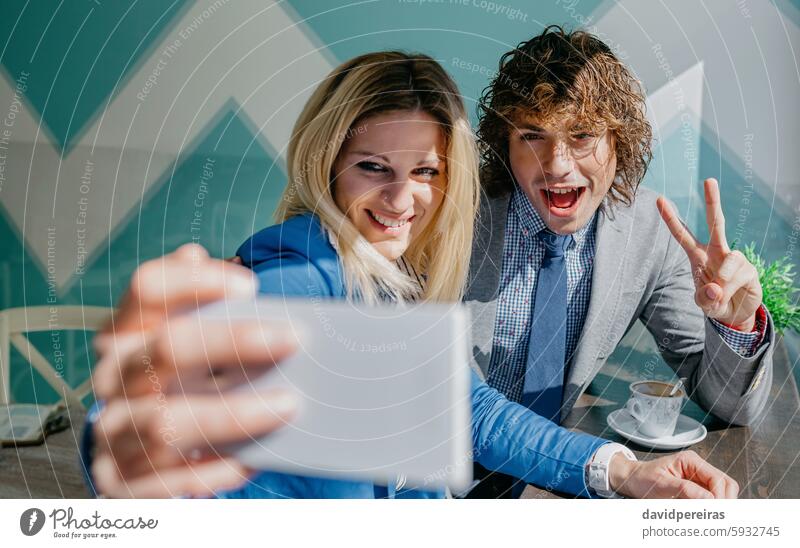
left=1, top=0, right=797, bottom=406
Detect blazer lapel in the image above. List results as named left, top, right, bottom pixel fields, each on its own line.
left=561, top=199, right=636, bottom=417
left=464, top=192, right=512, bottom=379
left=464, top=190, right=639, bottom=413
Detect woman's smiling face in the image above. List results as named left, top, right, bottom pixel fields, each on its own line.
left=332, top=110, right=447, bottom=261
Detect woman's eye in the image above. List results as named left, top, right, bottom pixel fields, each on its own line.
left=414, top=167, right=439, bottom=178
left=521, top=133, right=543, bottom=141
left=572, top=133, right=595, bottom=140
left=357, top=161, right=387, bottom=173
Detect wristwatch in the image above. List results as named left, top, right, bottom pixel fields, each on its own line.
left=587, top=442, right=637, bottom=498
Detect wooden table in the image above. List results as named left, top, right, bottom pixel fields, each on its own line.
left=0, top=407, right=90, bottom=498
left=523, top=340, right=800, bottom=499
left=2, top=343, right=797, bottom=499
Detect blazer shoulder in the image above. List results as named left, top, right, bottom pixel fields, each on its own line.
left=626, top=186, right=662, bottom=225
left=631, top=186, right=682, bottom=249
left=607, top=186, right=672, bottom=243
left=596, top=187, right=677, bottom=285
left=632, top=186, right=662, bottom=215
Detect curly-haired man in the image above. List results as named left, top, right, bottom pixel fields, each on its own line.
left=465, top=25, right=774, bottom=498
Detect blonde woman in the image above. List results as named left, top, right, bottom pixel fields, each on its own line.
left=85, top=51, right=737, bottom=499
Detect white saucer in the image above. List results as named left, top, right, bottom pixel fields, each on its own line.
left=606, top=409, right=707, bottom=450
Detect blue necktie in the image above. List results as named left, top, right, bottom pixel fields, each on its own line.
left=521, top=231, right=572, bottom=424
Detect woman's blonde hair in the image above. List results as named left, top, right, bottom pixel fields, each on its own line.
left=275, top=51, right=480, bottom=304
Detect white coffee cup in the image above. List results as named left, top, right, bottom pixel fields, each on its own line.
left=624, top=381, right=685, bottom=438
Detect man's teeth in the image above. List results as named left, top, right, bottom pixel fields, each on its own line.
left=370, top=211, right=409, bottom=228
left=550, top=188, right=577, bottom=194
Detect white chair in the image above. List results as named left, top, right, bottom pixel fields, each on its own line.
left=0, top=306, right=112, bottom=409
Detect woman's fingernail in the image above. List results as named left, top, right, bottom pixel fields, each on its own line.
left=705, top=287, right=716, bottom=300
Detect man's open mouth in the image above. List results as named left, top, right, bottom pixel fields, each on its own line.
left=541, top=187, right=586, bottom=215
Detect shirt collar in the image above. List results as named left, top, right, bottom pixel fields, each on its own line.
left=511, top=185, right=547, bottom=238
left=511, top=185, right=597, bottom=246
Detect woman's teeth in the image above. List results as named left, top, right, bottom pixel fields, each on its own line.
left=369, top=210, right=409, bottom=228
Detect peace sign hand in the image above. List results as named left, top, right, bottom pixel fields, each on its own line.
left=656, top=178, right=762, bottom=331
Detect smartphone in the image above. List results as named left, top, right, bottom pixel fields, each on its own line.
left=199, top=297, right=473, bottom=493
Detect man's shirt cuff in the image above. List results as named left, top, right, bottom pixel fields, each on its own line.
left=708, top=304, right=768, bottom=357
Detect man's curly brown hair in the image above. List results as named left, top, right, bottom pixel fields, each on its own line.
left=477, top=25, right=652, bottom=205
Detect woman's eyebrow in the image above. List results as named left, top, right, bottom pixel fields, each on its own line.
left=416, top=155, right=445, bottom=166
left=350, top=151, right=445, bottom=165
left=350, top=151, right=391, bottom=163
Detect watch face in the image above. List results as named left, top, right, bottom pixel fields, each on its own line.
left=588, top=465, right=609, bottom=492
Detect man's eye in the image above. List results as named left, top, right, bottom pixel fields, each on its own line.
left=357, top=161, right=387, bottom=172
left=520, top=133, right=543, bottom=141
left=573, top=133, right=595, bottom=140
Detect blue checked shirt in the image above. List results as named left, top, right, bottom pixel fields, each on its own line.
left=485, top=187, right=765, bottom=404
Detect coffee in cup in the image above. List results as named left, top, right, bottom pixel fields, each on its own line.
left=624, top=380, right=685, bottom=438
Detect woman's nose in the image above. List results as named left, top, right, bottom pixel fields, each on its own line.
left=381, top=180, right=415, bottom=212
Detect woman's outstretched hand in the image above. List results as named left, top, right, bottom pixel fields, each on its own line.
left=91, top=244, right=298, bottom=498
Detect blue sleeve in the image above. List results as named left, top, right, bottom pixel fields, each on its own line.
left=250, top=252, right=335, bottom=299
left=469, top=370, right=608, bottom=497
left=79, top=400, right=104, bottom=498
left=213, top=251, right=334, bottom=499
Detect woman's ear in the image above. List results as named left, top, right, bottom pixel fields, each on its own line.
left=330, top=146, right=347, bottom=188
left=329, top=164, right=341, bottom=200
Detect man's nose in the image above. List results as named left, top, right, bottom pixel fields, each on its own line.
left=381, top=180, right=415, bottom=212
left=541, top=140, right=574, bottom=180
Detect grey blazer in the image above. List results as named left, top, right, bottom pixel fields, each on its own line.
left=465, top=186, right=774, bottom=426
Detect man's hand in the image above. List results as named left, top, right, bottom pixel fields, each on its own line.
left=609, top=450, right=739, bottom=499
left=657, top=178, right=762, bottom=331
left=91, top=244, right=298, bottom=498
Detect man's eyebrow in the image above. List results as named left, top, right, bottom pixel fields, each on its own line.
left=516, top=122, right=546, bottom=132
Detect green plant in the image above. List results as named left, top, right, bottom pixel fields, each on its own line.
left=739, top=243, right=800, bottom=335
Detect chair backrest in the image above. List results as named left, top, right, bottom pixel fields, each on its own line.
left=0, top=306, right=112, bottom=408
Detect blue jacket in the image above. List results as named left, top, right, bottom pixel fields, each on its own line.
left=213, top=214, right=608, bottom=499
left=79, top=214, right=608, bottom=499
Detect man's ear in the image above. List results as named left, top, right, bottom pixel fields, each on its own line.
left=605, top=130, right=619, bottom=169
